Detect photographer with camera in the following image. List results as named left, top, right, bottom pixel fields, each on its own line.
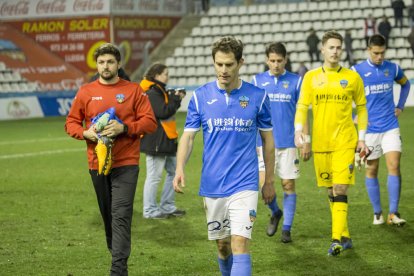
left=140, top=62, right=186, bottom=219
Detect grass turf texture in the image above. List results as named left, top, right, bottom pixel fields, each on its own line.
left=0, top=110, right=413, bottom=275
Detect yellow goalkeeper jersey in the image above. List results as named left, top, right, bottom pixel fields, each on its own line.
left=295, top=66, right=366, bottom=152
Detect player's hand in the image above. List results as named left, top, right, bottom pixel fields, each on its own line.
left=294, top=131, right=304, bottom=148
left=355, top=141, right=371, bottom=171
left=173, top=170, right=185, bottom=194
left=395, top=108, right=402, bottom=118
left=83, top=128, right=98, bottom=142
left=100, top=120, right=124, bottom=138
left=261, top=181, right=275, bottom=204
left=300, top=142, right=312, bottom=161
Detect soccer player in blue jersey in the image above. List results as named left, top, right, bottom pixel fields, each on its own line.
left=173, top=36, right=276, bottom=276
left=252, top=42, right=311, bottom=243
left=352, top=34, right=411, bottom=226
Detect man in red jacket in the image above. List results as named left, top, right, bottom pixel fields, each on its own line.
left=65, top=43, right=157, bottom=275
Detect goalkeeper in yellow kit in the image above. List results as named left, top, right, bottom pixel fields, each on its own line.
left=294, top=30, right=369, bottom=256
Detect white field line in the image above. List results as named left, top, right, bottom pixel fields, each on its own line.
left=0, top=148, right=84, bottom=159
left=0, top=137, right=71, bottom=146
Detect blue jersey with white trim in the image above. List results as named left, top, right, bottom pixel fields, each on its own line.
left=352, top=59, right=405, bottom=133
left=253, top=70, right=301, bottom=148
left=184, top=80, right=273, bottom=197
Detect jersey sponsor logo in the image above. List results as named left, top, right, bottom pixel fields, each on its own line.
left=340, top=79, right=348, bottom=88
left=207, top=117, right=254, bottom=133
left=364, top=72, right=372, bottom=77
left=207, top=99, right=218, bottom=105
left=92, top=96, right=103, bottom=101
left=268, top=93, right=292, bottom=102
left=249, top=209, right=257, bottom=222
left=314, top=93, right=348, bottom=105
left=282, top=81, right=290, bottom=88
left=261, top=82, right=270, bottom=86
left=364, top=83, right=392, bottom=96
left=116, top=94, right=125, bottom=103
left=239, top=95, right=249, bottom=108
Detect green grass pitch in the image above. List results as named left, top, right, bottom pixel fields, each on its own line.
left=0, top=109, right=413, bottom=275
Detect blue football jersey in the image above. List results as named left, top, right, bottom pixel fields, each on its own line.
left=252, top=70, right=302, bottom=148
left=184, top=80, right=273, bottom=197
left=352, top=59, right=405, bottom=133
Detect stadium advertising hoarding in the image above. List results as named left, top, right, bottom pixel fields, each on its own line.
left=6, top=17, right=111, bottom=78
left=111, top=0, right=186, bottom=16
left=0, top=0, right=110, bottom=19
left=113, top=15, right=181, bottom=74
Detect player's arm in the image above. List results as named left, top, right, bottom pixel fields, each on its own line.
left=353, top=75, right=369, bottom=154
left=294, top=74, right=312, bottom=148
left=395, top=70, right=411, bottom=117
left=173, top=131, right=197, bottom=194
left=259, top=130, right=275, bottom=204
left=295, top=76, right=311, bottom=160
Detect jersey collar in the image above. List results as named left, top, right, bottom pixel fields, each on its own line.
left=215, top=79, right=243, bottom=94
left=367, top=59, right=384, bottom=67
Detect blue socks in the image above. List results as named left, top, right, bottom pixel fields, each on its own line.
left=230, top=254, right=251, bottom=276
left=267, top=196, right=280, bottom=215
left=365, top=177, right=382, bottom=214
left=218, top=254, right=233, bottom=276
left=282, top=193, right=296, bottom=231
left=387, top=175, right=401, bottom=214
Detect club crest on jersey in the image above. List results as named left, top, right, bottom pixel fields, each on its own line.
left=282, top=81, right=290, bottom=89
left=349, top=163, right=354, bottom=174
left=249, top=209, right=257, bottom=222
left=340, top=80, right=348, bottom=88
left=383, top=69, right=389, bottom=77
left=239, top=95, right=249, bottom=108
left=116, top=94, right=125, bottom=103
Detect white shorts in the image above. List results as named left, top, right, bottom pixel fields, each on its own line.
left=203, top=190, right=258, bottom=240
left=257, top=147, right=300, bottom=179
left=366, top=128, right=402, bottom=160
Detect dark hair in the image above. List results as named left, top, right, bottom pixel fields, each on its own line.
left=322, top=30, right=343, bottom=45
left=144, top=62, right=167, bottom=81
left=211, top=36, right=243, bottom=62
left=93, top=43, right=121, bottom=62
left=368, top=34, right=386, bottom=47
left=265, top=42, right=287, bottom=58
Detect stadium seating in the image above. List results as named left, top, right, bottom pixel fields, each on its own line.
left=0, top=61, right=39, bottom=93
left=167, top=0, right=414, bottom=87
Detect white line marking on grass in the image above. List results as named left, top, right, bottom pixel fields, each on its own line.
left=0, top=137, right=71, bottom=146
left=0, top=148, right=84, bottom=159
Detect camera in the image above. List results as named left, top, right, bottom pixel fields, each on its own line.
left=167, top=88, right=186, bottom=97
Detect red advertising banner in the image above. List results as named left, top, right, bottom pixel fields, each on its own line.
left=113, top=15, right=181, bottom=75
left=0, top=23, right=88, bottom=91
left=7, top=16, right=111, bottom=77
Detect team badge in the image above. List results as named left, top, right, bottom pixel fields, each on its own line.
left=349, top=163, right=354, bottom=174
left=340, top=80, right=348, bottom=88
left=384, top=69, right=389, bottom=77
left=282, top=81, right=290, bottom=89
left=249, top=209, right=257, bottom=222
left=239, top=95, right=249, bottom=108
left=116, top=94, right=125, bottom=103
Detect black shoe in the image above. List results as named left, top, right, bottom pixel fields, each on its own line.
left=168, top=209, right=186, bottom=218
left=281, top=230, right=292, bottom=243
left=266, top=210, right=283, bottom=237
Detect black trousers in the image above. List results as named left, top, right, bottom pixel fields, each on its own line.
left=90, top=165, right=139, bottom=276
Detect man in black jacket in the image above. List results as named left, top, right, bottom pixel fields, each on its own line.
left=140, top=62, right=186, bottom=219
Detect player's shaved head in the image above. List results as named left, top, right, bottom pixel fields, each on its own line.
left=212, top=36, right=244, bottom=63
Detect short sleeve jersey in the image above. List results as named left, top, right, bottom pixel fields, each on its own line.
left=352, top=59, right=407, bottom=133
left=252, top=70, right=302, bottom=148
left=184, top=80, right=273, bottom=197
left=298, top=66, right=366, bottom=152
